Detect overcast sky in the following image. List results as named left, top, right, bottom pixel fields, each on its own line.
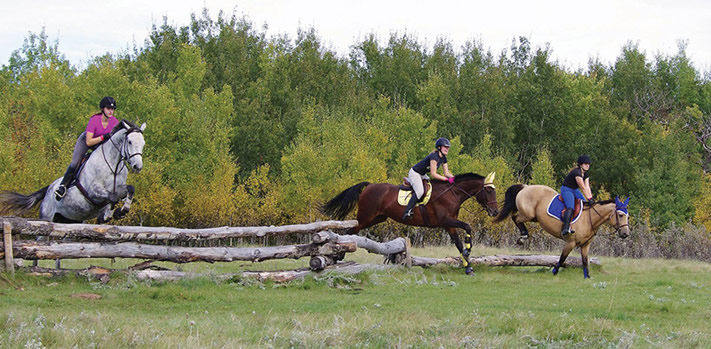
left=2, top=0, right=709, bottom=73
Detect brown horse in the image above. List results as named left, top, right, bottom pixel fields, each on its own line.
left=494, top=184, right=629, bottom=278
left=321, top=172, right=498, bottom=275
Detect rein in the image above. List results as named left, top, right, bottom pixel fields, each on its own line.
left=438, top=181, right=496, bottom=213
left=586, top=203, right=628, bottom=234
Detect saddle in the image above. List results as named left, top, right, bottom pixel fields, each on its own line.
left=546, top=194, right=583, bottom=223
left=397, top=178, right=433, bottom=206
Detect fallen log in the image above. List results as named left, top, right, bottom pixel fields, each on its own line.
left=313, top=231, right=408, bottom=256
left=1, top=240, right=356, bottom=263
left=411, top=254, right=600, bottom=268
left=133, top=262, right=397, bottom=283
left=0, top=217, right=357, bottom=241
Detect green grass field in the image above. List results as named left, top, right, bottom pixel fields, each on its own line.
left=1, top=246, right=710, bottom=348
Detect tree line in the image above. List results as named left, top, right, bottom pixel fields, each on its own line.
left=1, top=11, right=710, bottom=239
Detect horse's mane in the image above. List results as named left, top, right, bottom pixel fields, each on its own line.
left=109, top=119, right=138, bottom=137
left=453, top=173, right=485, bottom=181
left=595, top=199, right=615, bottom=206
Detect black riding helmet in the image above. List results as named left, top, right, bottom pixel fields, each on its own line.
left=577, top=155, right=591, bottom=165
left=435, top=137, right=451, bottom=149
left=99, top=96, right=116, bottom=110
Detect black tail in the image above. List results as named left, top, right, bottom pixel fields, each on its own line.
left=493, top=184, right=525, bottom=223
left=0, top=186, right=49, bottom=216
left=321, top=182, right=370, bottom=220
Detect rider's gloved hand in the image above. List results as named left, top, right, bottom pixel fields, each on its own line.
left=447, top=177, right=454, bottom=184
left=587, top=197, right=595, bottom=205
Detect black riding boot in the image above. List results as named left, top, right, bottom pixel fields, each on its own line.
left=402, top=193, right=419, bottom=220
left=561, top=209, right=574, bottom=236
left=54, top=165, right=76, bottom=201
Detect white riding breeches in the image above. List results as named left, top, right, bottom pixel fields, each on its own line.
left=408, top=168, right=428, bottom=199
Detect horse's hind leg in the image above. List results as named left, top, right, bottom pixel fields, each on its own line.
left=552, top=240, right=576, bottom=276
left=512, top=215, right=530, bottom=244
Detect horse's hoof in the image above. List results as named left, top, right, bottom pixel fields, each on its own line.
left=551, top=268, right=558, bottom=276
left=517, top=235, right=528, bottom=245
left=113, top=207, right=129, bottom=219
left=465, top=266, right=474, bottom=275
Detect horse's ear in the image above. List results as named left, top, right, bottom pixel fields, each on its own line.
left=122, top=120, right=130, bottom=129
left=140, top=122, right=146, bottom=132
left=615, top=196, right=621, bottom=206
left=624, top=197, right=630, bottom=206
left=485, top=172, right=496, bottom=185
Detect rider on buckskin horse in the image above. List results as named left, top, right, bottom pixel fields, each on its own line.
left=402, top=137, right=455, bottom=220
left=54, top=96, right=119, bottom=201
left=560, top=154, right=593, bottom=235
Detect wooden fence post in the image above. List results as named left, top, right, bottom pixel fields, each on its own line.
left=3, top=222, right=14, bottom=274
left=404, top=237, right=412, bottom=268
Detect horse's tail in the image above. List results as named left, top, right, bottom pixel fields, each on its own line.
left=493, top=184, right=525, bottom=222
left=0, top=186, right=49, bottom=216
left=321, top=182, right=370, bottom=220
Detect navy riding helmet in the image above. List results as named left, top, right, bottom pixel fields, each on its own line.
left=100, top=96, right=116, bottom=110
left=577, top=155, right=591, bottom=165
left=435, top=137, right=451, bottom=149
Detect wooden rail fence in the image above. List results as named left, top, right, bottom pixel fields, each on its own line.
left=0, top=216, right=599, bottom=282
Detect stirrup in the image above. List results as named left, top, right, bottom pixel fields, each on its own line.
left=402, top=209, right=414, bottom=220
left=561, top=229, right=575, bottom=236
left=54, top=185, right=67, bottom=200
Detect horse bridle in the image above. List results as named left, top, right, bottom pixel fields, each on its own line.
left=588, top=204, right=628, bottom=234
left=101, top=127, right=144, bottom=199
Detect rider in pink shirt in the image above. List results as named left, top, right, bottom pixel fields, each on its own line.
left=54, top=97, right=119, bottom=200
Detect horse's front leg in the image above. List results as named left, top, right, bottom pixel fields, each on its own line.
left=97, top=204, right=114, bottom=224
left=580, top=241, right=592, bottom=279
left=113, top=185, right=135, bottom=220
left=552, top=240, right=576, bottom=276
left=97, top=185, right=135, bottom=224
left=443, top=218, right=474, bottom=275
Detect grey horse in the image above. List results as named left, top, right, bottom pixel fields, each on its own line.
left=0, top=120, right=145, bottom=266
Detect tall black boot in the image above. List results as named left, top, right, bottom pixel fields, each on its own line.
left=402, top=193, right=419, bottom=220
left=560, top=209, right=574, bottom=236
left=54, top=165, right=76, bottom=201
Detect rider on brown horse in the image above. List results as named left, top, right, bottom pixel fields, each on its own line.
left=403, top=137, right=455, bottom=220
left=560, top=155, right=593, bottom=235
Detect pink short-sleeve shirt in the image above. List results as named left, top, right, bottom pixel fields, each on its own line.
left=86, top=113, right=119, bottom=138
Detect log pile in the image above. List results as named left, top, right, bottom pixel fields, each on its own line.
left=1, top=216, right=603, bottom=282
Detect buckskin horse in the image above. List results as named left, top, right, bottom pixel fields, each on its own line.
left=0, top=120, right=145, bottom=267
left=321, top=172, right=498, bottom=275
left=494, top=184, right=629, bottom=278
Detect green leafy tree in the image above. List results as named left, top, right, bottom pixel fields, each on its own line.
left=530, top=146, right=556, bottom=187
left=281, top=106, right=388, bottom=222
left=631, top=120, right=701, bottom=227
left=455, top=40, right=512, bottom=155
